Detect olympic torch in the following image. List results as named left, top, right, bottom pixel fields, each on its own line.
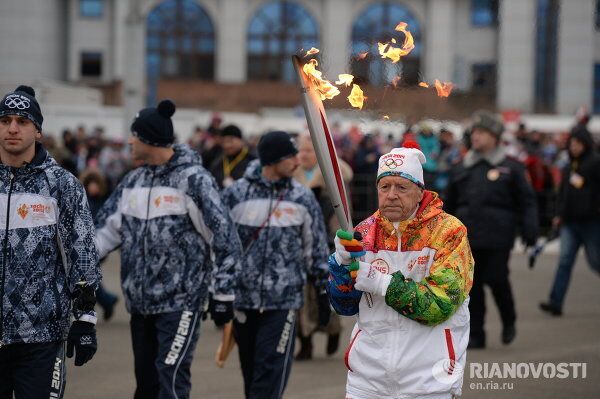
left=292, top=55, right=373, bottom=308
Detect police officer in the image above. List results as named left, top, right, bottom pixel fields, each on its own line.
left=445, top=110, right=538, bottom=348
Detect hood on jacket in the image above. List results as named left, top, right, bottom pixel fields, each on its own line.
left=0, top=141, right=58, bottom=175
left=568, top=127, right=596, bottom=159
left=243, top=159, right=291, bottom=189
left=151, top=143, right=202, bottom=175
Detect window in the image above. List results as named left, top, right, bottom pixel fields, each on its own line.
left=471, top=0, right=499, bottom=27
left=80, top=0, right=103, bottom=18
left=471, top=63, right=496, bottom=94
left=80, top=52, right=102, bottom=78
left=351, top=2, right=421, bottom=86
left=593, top=64, right=600, bottom=114
left=146, top=0, right=215, bottom=104
left=247, top=1, right=319, bottom=81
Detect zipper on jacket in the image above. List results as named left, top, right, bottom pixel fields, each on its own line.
left=140, top=170, right=155, bottom=314
left=0, top=171, right=15, bottom=346
left=258, top=187, right=275, bottom=313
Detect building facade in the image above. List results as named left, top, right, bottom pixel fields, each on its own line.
left=0, top=0, right=597, bottom=119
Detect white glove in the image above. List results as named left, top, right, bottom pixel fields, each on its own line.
left=334, top=235, right=352, bottom=265
left=354, top=261, right=392, bottom=297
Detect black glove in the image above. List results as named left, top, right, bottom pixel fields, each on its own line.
left=67, top=321, right=97, bottom=366
left=209, top=299, right=234, bottom=327
left=317, top=292, right=331, bottom=327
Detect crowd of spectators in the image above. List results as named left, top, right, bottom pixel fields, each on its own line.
left=44, top=111, right=597, bottom=236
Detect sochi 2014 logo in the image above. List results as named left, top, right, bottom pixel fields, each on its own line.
left=370, top=258, right=390, bottom=274
left=381, top=153, right=405, bottom=169
left=383, top=158, right=403, bottom=169
left=5, top=94, right=30, bottom=110
left=17, top=204, right=28, bottom=219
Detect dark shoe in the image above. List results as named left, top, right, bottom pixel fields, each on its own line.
left=502, top=325, right=516, bottom=345
left=539, top=302, right=562, bottom=316
left=295, top=336, right=313, bottom=361
left=467, top=335, right=486, bottom=349
left=326, top=334, right=340, bottom=356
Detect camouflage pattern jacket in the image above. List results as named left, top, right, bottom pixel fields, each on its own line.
left=0, top=143, right=100, bottom=345
left=95, top=144, right=241, bottom=315
left=221, top=160, right=329, bottom=311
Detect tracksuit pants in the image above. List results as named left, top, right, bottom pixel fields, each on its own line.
left=469, top=249, right=516, bottom=341
left=0, top=341, right=66, bottom=399
left=130, top=310, right=201, bottom=399
left=233, top=309, right=296, bottom=399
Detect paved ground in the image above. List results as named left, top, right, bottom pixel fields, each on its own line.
left=66, top=251, right=599, bottom=398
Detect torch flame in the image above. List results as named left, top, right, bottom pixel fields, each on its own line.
left=348, top=84, right=366, bottom=109
left=302, top=58, right=341, bottom=100
left=418, top=82, right=430, bottom=88
left=434, top=79, right=454, bottom=97
left=304, top=47, right=320, bottom=57
left=395, top=22, right=415, bottom=55
left=377, top=22, right=415, bottom=63
left=383, top=115, right=390, bottom=120
left=335, top=74, right=354, bottom=87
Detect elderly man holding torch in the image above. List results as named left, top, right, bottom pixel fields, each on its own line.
left=327, top=145, right=474, bottom=399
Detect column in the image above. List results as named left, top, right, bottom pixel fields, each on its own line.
left=122, top=0, right=146, bottom=134
left=215, top=0, right=246, bottom=83
left=497, top=0, right=536, bottom=112
left=556, top=0, right=594, bottom=114
left=322, top=0, right=353, bottom=77
left=424, top=0, right=455, bottom=81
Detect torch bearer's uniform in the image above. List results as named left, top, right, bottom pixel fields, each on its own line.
left=328, top=191, right=474, bottom=399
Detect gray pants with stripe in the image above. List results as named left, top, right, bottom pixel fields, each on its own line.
left=233, top=309, right=296, bottom=399
left=130, top=310, right=201, bottom=399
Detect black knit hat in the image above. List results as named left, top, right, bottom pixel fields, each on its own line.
left=472, top=110, right=504, bottom=138
left=131, top=99, right=176, bottom=147
left=220, top=124, right=242, bottom=139
left=257, top=131, right=298, bottom=166
left=0, top=85, right=43, bottom=131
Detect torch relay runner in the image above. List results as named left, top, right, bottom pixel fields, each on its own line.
left=95, top=99, right=242, bottom=399
left=221, top=131, right=331, bottom=399
left=327, top=145, right=474, bottom=399
left=0, top=85, right=100, bottom=398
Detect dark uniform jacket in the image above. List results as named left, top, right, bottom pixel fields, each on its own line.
left=445, top=147, right=539, bottom=250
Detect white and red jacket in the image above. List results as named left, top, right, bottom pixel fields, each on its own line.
left=329, top=192, right=474, bottom=399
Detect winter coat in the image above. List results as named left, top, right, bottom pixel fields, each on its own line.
left=95, top=144, right=241, bottom=315
left=208, top=147, right=255, bottom=189
left=328, top=191, right=474, bottom=398
left=417, top=133, right=441, bottom=172
left=221, top=160, right=329, bottom=311
left=0, top=143, right=100, bottom=345
left=444, top=147, right=539, bottom=249
left=557, top=136, right=600, bottom=223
